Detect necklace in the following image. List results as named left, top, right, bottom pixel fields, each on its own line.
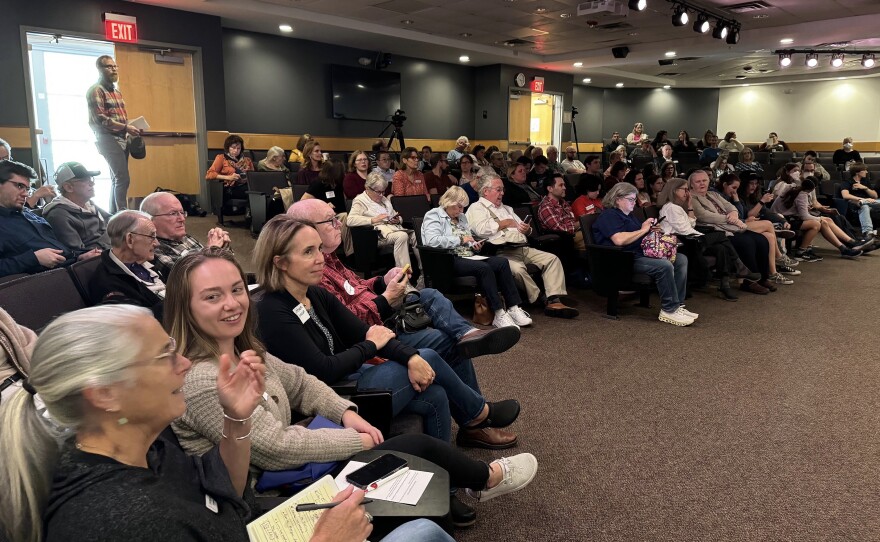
left=75, top=441, right=119, bottom=458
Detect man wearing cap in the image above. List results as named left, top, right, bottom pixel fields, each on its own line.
left=0, top=160, right=99, bottom=277
left=42, top=162, right=111, bottom=254
left=139, top=191, right=231, bottom=281
left=447, top=136, right=469, bottom=166
left=87, top=55, right=143, bottom=213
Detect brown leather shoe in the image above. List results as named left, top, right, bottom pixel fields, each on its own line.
left=544, top=302, right=579, bottom=318
left=456, top=326, right=521, bottom=359
left=456, top=427, right=518, bottom=450
left=739, top=279, right=769, bottom=295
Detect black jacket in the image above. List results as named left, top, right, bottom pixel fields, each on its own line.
left=88, top=250, right=164, bottom=319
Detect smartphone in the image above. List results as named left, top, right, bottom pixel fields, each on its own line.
left=345, top=454, right=408, bottom=490
left=398, top=264, right=411, bottom=282
left=655, top=215, right=666, bottom=224
left=523, top=214, right=532, bottom=224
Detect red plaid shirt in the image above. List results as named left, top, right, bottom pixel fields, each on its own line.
left=537, top=195, right=577, bottom=235
left=87, top=81, right=128, bottom=135
left=319, top=252, right=386, bottom=325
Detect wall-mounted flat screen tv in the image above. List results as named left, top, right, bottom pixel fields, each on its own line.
left=330, top=65, right=401, bottom=122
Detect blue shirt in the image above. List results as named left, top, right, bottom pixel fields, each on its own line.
left=0, top=206, right=72, bottom=277
left=591, top=208, right=644, bottom=255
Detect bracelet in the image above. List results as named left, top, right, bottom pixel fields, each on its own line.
left=221, top=427, right=252, bottom=440
left=223, top=409, right=257, bottom=424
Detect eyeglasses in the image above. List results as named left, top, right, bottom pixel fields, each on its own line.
left=354, top=158, right=368, bottom=163
left=152, top=210, right=188, bottom=219
left=315, top=215, right=341, bottom=228
left=129, top=231, right=158, bottom=241
left=6, top=180, right=30, bottom=192
left=130, top=337, right=184, bottom=369
left=620, top=196, right=637, bottom=203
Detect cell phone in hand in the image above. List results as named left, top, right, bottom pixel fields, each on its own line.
left=655, top=215, right=666, bottom=224
left=523, top=215, right=532, bottom=224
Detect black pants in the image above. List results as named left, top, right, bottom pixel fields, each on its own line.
left=702, top=232, right=739, bottom=277
left=730, top=230, right=769, bottom=279
left=375, top=433, right=490, bottom=490
left=453, top=256, right=522, bottom=311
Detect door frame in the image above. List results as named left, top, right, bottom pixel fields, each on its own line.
left=505, top=86, right=565, bottom=151
left=19, top=26, right=210, bottom=206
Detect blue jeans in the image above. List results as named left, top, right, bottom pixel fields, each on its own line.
left=380, top=519, right=455, bottom=542
left=415, top=288, right=474, bottom=340
left=857, top=202, right=880, bottom=233
left=353, top=348, right=486, bottom=443
left=633, top=254, right=689, bottom=313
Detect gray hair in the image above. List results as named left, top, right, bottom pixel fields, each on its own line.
left=439, top=186, right=469, bottom=209
left=107, top=210, right=152, bottom=248
left=547, top=145, right=558, bottom=154
left=477, top=173, right=501, bottom=197
left=266, top=146, right=285, bottom=161
left=365, top=171, right=388, bottom=193
left=0, top=138, right=10, bottom=156
left=0, top=305, right=152, bottom=542
left=602, top=182, right=637, bottom=209
left=139, top=191, right=176, bottom=216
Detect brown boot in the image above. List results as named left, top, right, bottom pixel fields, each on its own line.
left=456, top=427, right=518, bottom=450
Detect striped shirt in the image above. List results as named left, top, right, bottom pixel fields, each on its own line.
left=87, top=81, right=128, bottom=135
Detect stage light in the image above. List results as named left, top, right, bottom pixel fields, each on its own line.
left=672, top=5, right=688, bottom=27
left=862, top=54, right=875, bottom=68
left=693, top=13, right=710, bottom=33
left=726, top=25, right=740, bottom=44
left=779, top=53, right=792, bottom=67
left=712, top=21, right=729, bottom=40
left=805, top=53, right=819, bottom=68
left=831, top=53, right=844, bottom=68
left=628, top=0, right=647, bottom=11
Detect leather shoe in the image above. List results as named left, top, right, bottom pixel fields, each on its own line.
left=775, top=229, right=796, bottom=239
left=456, top=427, right=518, bottom=449
left=471, top=399, right=521, bottom=429
left=544, top=302, right=579, bottom=318
left=450, top=494, right=477, bottom=528
left=757, top=279, right=777, bottom=292
left=739, top=279, right=769, bottom=295
left=456, top=326, right=520, bottom=359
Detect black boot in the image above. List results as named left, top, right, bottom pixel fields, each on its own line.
left=718, top=276, right=738, bottom=301
left=450, top=494, right=477, bottom=527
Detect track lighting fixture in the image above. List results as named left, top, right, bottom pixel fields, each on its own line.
left=830, top=53, right=844, bottom=68
left=779, top=53, right=792, bottom=67
left=628, top=0, right=647, bottom=10
left=672, top=5, right=688, bottom=27
left=693, top=13, right=709, bottom=33
left=726, top=25, right=740, bottom=44
left=862, top=54, right=875, bottom=68
left=712, top=21, right=729, bottom=40
left=805, top=53, right=819, bottom=68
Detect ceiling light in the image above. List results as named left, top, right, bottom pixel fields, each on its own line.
left=712, top=21, right=729, bottom=40
left=573, top=62, right=583, bottom=67
left=583, top=78, right=592, bottom=83
left=779, top=38, right=793, bottom=45
left=753, top=14, right=769, bottom=19
left=628, top=0, right=647, bottom=10
left=665, top=51, right=676, bottom=57
left=535, top=6, right=547, bottom=13
left=616, top=82, right=624, bottom=87
left=805, top=53, right=819, bottom=68
left=672, top=5, right=688, bottom=27
left=560, top=13, right=571, bottom=18
left=401, top=19, right=414, bottom=24
left=459, top=32, right=472, bottom=38
left=279, top=24, right=293, bottom=33
left=726, top=25, right=740, bottom=44
left=743, top=84, right=750, bottom=87
left=459, top=55, right=470, bottom=63
left=862, top=54, right=876, bottom=68
left=663, top=85, right=671, bottom=89
left=831, top=53, right=844, bottom=68
left=693, top=13, right=710, bottom=33
left=779, top=53, right=792, bottom=67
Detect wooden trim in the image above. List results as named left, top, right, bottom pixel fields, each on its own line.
left=0, top=127, right=32, bottom=148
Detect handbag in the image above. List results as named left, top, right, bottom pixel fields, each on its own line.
left=641, top=231, right=678, bottom=262
left=384, top=292, right=432, bottom=333
left=472, top=294, right=493, bottom=326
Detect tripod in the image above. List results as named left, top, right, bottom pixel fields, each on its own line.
left=570, top=107, right=580, bottom=162
left=377, top=122, right=405, bottom=153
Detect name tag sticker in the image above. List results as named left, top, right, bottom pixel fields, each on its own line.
left=343, top=280, right=356, bottom=295
left=586, top=204, right=595, bottom=211
left=292, top=303, right=310, bottom=324
left=205, top=494, right=219, bottom=514
left=325, top=191, right=335, bottom=199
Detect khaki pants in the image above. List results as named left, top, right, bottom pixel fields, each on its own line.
left=497, top=246, right=567, bottom=303
left=574, top=230, right=586, bottom=251
left=378, top=230, right=422, bottom=271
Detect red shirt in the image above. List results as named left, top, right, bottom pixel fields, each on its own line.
left=392, top=170, right=429, bottom=200
left=572, top=195, right=604, bottom=218
left=537, top=195, right=577, bottom=235
left=343, top=172, right=367, bottom=200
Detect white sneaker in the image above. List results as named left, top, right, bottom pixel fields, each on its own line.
left=659, top=309, right=694, bottom=327
left=768, top=272, right=794, bottom=285
left=466, top=453, right=538, bottom=502
left=506, top=306, right=533, bottom=327
left=677, top=306, right=699, bottom=320
left=492, top=310, right=519, bottom=329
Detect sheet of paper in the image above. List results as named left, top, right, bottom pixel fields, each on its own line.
left=335, top=461, right=433, bottom=506
left=462, top=255, right=489, bottom=260
left=129, top=116, right=150, bottom=131
left=246, top=474, right=337, bottom=542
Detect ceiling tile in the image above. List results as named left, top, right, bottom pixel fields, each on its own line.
left=372, top=0, right=433, bottom=14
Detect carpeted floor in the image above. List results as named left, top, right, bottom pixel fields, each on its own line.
left=193, top=216, right=880, bottom=541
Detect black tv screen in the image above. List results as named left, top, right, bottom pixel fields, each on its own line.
left=330, top=65, right=401, bottom=122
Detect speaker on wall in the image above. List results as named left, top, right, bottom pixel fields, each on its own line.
left=612, top=46, right=630, bottom=59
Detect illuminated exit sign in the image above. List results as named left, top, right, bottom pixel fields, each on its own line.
left=104, top=13, right=138, bottom=43
left=530, top=77, right=545, bottom=93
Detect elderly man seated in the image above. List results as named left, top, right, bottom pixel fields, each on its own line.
left=0, top=160, right=100, bottom=277
left=561, top=146, right=586, bottom=173
left=545, top=146, right=565, bottom=174
left=447, top=136, right=470, bottom=166
left=466, top=174, right=578, bottom=318
left=140, top=191, right=230, bottom=281
left=42, top=162, right=111, bottom=254
left=88, top=210, right=165, bottom=318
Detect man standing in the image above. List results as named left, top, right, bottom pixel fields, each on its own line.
left=41, top=162, right=111, bottom=253
left=139, top=191, right=230, bottom=281
left=87, top=55, right=142, bottom=213
left=561, top=146, right=586, bottom=173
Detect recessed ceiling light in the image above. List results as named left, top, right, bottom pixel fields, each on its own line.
left=805, top=53, right=819, bottom=68
left=831, top=53, right=844, bottom=68
left=459, top=55, right=470, bottom=63
left=837, top=77, right=846, bottom=80
left=629, top=32, right=639, bottom=36
left=665, top=51, right=676, bottom=57
left=583, top=78, right=592, bottom=83
left=459, top=32, right=472, bottom=38
left=753, top=14, right=769, bottom=19
left=573, top=62, right=583, bottom=67
left=535, top=7, right=547, bottom=13
left=401, top=19, right=414, bottom=25
left=279, top=24, right=293, bottom=33
left=779, top=38, right=793, bottom=44
left=560, top=13, right=571, bottom=18
left=862, top=54, right=875, bottom=68
left=663, top=85, right=671, bottom=89
left=616, top=82, right=624, bottom=87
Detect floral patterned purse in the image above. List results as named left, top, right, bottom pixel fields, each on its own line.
left=640, top=231, right=678, bottom=262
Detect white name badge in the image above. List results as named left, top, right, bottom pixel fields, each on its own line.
left=343, top=280, right=356, bottom=295
left=325, top=191, right=335, bottom=199
left=292, top=303, right=310, bottom=324
left=586, top=204, right=595, bottom=211
left=205, top=494, right=219, bottom=514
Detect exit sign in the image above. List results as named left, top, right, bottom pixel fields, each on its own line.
left=104, top=13, right=138, bottom=43
left=530, top=77, right=545, bottom=93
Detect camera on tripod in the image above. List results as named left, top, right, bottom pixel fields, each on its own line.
left=571, top=106, right=579, bottom=118
left=391, top=109, right=407, bottom=127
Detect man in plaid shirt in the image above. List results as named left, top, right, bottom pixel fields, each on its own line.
left=537, top=173, right=585, bottom=251
left=87, top=55, right=142, bottom=213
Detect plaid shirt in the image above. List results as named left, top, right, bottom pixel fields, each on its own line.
left=87, top=81, right=128, bottom=135
left=152, top=235, right=204, bottom=281
left=319, top=252, right=390, bottom=326
left=537, top=195, right=577, bottom=235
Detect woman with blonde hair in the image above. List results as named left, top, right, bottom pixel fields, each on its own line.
left=295, top=139, right=324, bottom=186
left=288, top=133, right=311, bottom=164
left=626, top=122, right=646, bottom=144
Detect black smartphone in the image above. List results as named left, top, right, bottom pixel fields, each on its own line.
left=345, top=454, right=408, bottom=490
left=655, top=215, right=666, bottom=224
left=523, top=214, right=532, bottom=224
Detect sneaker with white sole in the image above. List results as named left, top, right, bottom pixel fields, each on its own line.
left=659, top=309, right=694, bottom=327
left=768, top=272, right=794, bottom=285
left=492, top=310, right=519, bottom=329
left=465, top=453, right=538, bottom=503
left=677, top=306, right=699, bottom=320
left=778, top=254, right=800, bottom=267
left=777, top=264, right=801, bottom=275
left=506, top=306, right=533, bottom=327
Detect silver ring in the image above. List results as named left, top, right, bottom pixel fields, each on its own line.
left=365, top=511, right=373, bottom=523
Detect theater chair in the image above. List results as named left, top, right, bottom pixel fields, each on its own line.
left=246, top=171, right=287, bottom=235
left=0, top=268, right=88, bottom=331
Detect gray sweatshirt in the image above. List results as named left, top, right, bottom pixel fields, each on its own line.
left=41, top=197, right=111, bottom=252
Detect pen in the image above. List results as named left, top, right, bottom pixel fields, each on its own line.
left=295, top=499, right=374, bottom=512
left=367, top=467, right=409, bottom=492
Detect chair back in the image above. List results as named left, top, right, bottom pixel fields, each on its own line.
left=390, top=195, right=431, bottom=227
left=67, top=255, right=102, bottom=302
left=412, top=216, right=425, bottom=246
left=580, top=213, right=600, bottom=245
left=0, top=269, right=87, bottom=331
left=293, top=184, right=309, bottom=201
left=247, top=171, right=287, bottom=195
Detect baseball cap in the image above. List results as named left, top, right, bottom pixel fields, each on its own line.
left=55, top=162, right=100, bottom=184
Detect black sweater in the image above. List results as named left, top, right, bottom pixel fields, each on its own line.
left=256, top=286, right=418, bottom=384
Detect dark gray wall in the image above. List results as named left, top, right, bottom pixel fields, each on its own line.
left=0, top=0, right=226, bottom=130
left=600, top=88, right=719, bottom=141
left=572, top=85, right=605, bottom=143
left=473, top=65, right=503, bottom=141
left=222, top=29, right=475, bottom=140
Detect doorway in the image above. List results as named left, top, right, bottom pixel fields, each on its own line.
left=507, top=89, right=563, bottom=153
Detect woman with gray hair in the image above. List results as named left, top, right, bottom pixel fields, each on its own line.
left=87, top=210, right=165, bottom=318
left=591, top=183, right=695, bottom=326
left=347, top=172, right=422, bottom=278
left=256, top=145, right=290, bottom=178
left=422, top=186, right=530, bottom=329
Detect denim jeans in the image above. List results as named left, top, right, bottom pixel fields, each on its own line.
left=857, top=202, right=880, bottom=233
left=632, top=254, right=689, bottom=313
left=380, top=519, right=455, bottom=542
left=414, top=288, right=474, bottom=340
left=353, top=348, right=486, bottom=443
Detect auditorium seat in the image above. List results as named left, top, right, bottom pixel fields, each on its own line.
left=0, top=268, right=88, bottom=331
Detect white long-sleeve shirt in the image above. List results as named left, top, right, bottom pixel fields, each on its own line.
left=659, top=202, right=702, bottom=236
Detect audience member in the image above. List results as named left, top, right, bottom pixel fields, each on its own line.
left=141, top=191, right=230, bottom=281
left=531, top=147, right=544, bottom=160
left=659, top=161, right=678, bottom=182
left=486, top=151, right=506, bottom=177
left=462, top=166, right=483, bottom=206
left=466, top=175, right=578, bottom=318
left=206, top=135, right=253, bottom=201
left=800, top=151, right=830, bottom=181
left=545, top=146, right=564, bottom=174
left=710, top=154, right=734, bottom=180
left=424, top=153, right=457, bottom=195
left=343, top=150, right=370, bottom=200
left=0, top=138, right=9, bottom=161
left=295, top=139, right=324, bottom=186
left=630, top=139, right=656, bottom=162
left=526, top=156, right=553, bottom=189
left=673, top=130, right=697, bottom=154
left=604, top=148, right=626, bottom=179
left=604, top=161, right=628, bottom=193
left=626, top=123, right=646, bottom=144
left=759, top=132, right=789, bottom=152
left=418, top=145, right=433, bottom=171
left=373, top=151, right=396, bottom=186
left=538, top=173, right=585, bottom=252
left=697, top=130, right=715, bottom=151
left=473, top=144, right=489, bottom=168
left=591, top=182, right=694, bottom=326
left=833, top=137, right=862, bottom=167
left=288, top=133, right=311, bottom=164
left=507, top=149, right=523, bottom=162
left=368, top=139, right=387, bottom=170
left=447, top=136, right=469, bottom=166
left=504, top=162, right=542, bottom=206
left=0, top=140, right=57, bottom=210
left=604, top=132, right=623, bottom=153
left=256, top=146, right=290, bottom=181
left=392, top=147, right=429, bottom=201
left=654, top=142, right=674, bottom=173
left=457, top=153, right=478, bottom=188
left=769, top=163, right=801, bottom=197
left=718, top=131, right=744, bottom=153
left=840, top=162, right=880, bottom=237
left=572, top=175, right=604, bottom=218
left=651, top=130, right=669, bottom=151
left=41, top=162, right=110, bottom=253
left=302, top=159, right=346, bottom=212
left=699, top=134, right=722, bottom=166
left=734, top=147, right=764, bottom=177
left=561, top=146, right=586, bottom=173
left=624, top=169, right=651, bottom=207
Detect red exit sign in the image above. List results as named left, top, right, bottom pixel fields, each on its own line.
left=530, top=77, right=545, bottom=93
left=104, top=13, right=138, bottom=43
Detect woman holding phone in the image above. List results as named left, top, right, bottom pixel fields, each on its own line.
left=422, top=187, right=531, bottom=330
